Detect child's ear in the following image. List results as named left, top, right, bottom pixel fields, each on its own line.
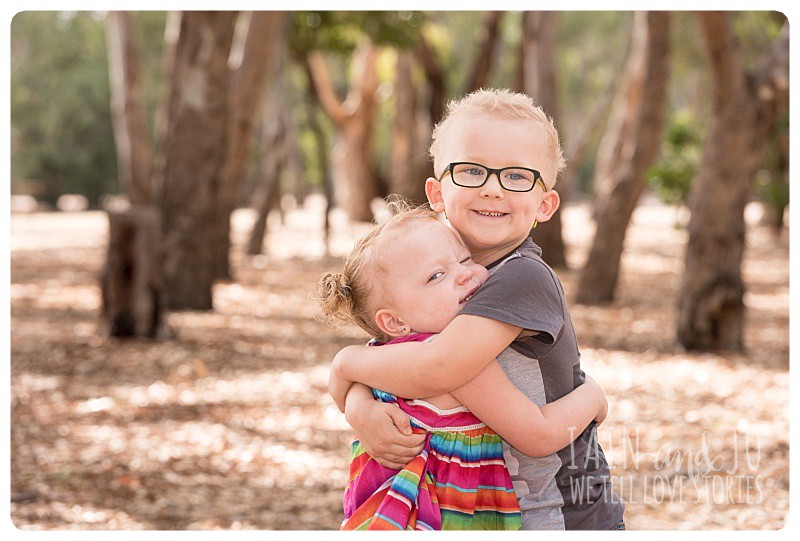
left=535, top=189, right=561, bottom=224
left=375, top=309, right=411, bottom=338
left=425, top=177, right=446, bottom=214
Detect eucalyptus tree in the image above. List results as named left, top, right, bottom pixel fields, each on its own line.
left=677, top=13, right=788, bottom=351
left=575, top=11, right=671, bottom=305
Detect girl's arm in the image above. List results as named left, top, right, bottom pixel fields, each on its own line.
left=343, top=383, right=426, bottom=469
left=450, top=361, right=607, bottom=457
left=331, top=314, right=520, bottom=408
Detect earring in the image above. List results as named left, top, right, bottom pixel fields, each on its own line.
left=532, top=220, right=538, bottom=229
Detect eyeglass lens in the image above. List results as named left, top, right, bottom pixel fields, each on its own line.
left=450, top=163, right=539, bottom=192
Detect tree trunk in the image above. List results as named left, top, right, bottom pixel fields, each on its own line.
left=246, top=154, right=285, bottom=256
left=519, top=11, right=567, bottom=268
left=677, top=14, right=789, bottom=350
left=465, top=11, right=504, bottom=93
left=576, top=11, right=670, bottom=305
left=415, top=14, right=505, bottom=182
left=307, top=43, right=380, bottom=223
left=211, top=11, right=286, bottom=281
left=301, top=56, right=335, bottom=254
left=105, top=11, right=153, bottom=205
left=101, top=206, right=165, bottom=338
left=559, top=74, right=619, bottom=203
left=153, top=11, right=237, bottom=311
left=389, top=51, right=427, bottom=205
left=246, top=62, right=290, bottom=256
left=415, top=34, right=446, bottom=128
left=152, top=11, right=181, bottom=164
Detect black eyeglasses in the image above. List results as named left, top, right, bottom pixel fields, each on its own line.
left=437, top=162, right=547, bottom=193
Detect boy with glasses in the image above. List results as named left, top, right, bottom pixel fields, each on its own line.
left=329, top=89, right=625, bottom=530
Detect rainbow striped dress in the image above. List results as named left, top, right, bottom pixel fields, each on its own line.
left=341, top=386, right=522, bottom=530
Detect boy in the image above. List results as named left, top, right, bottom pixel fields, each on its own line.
left=329, top=89, right=625, bottom=529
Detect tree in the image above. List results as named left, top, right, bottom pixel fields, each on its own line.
left=246, top=48, right=292, bottom=256
left=291, top=11, right=420, bottom=222
left=575, top=11, right=671, bottom=305
left=102, top=11, right=164, bottom=338
left=105, top=11, right=153, bottom=205
left=677, top=13, right=788, bottom=350
left=410, top=12, right=506, bottom=183
left=153, top=11, right=238, bottom=310
left=519, top=11, right=567, bottom=268
left=388, top=50, right=427, bottom=205
left=464, top=11, right=504, bottom=92
left=213, top=11, right=287, bottom=280
left=307, top=41, right=381, bottom=222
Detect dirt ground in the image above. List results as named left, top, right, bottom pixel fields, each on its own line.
left=9, top=195, right=790, bottom=530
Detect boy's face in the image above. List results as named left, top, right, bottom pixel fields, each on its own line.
left=375, top=220, right=488, bottom=337
left=426, top=115, right=560, bottom=266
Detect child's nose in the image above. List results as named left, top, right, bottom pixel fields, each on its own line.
left=479, top=172, right=504, bottom=197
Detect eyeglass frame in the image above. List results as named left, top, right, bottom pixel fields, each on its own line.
left=436, top=161, right=548, bottom=193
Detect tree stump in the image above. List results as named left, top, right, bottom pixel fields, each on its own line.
left=101, top=205, right=166, bottom=338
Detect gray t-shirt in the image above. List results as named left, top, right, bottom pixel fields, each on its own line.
left=460, top=238, right=625, bottom=530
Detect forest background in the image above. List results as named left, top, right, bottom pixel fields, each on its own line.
left=8, top=9, right=792, bottom=531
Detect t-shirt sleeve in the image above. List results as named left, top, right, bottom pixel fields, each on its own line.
left=459, top=256, right=565, bottom=344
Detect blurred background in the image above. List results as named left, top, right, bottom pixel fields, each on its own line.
left=9, top=11, right=789, bottom=530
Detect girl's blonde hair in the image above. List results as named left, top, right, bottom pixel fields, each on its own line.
left=429, top=88, right=566, bottom=187
left=317, top=200, right=440, bottom=342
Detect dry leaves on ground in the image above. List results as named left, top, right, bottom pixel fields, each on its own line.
left=10, top=196, right=790, bottom=530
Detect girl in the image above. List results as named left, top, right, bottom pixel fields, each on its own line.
left=317, top=204, right=606, bottom=530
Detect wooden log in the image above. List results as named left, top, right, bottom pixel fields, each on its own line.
left=100, top=205, right=166, bottom=338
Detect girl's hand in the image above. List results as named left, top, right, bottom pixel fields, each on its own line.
left=344, top=385, right=426, bottom=470
left=584, top=374, right=608, bottom=425
left=329, top=346, right=362, bottom=411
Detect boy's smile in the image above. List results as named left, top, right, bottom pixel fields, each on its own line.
left=426, top=115, right=560, bottom=266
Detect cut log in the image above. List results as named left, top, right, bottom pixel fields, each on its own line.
left=101, top=205, right=166, bottom=338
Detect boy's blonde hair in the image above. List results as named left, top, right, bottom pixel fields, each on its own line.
left=317, top=200, right=440, bottom=342
left=430, top=88, right=566, bottom=188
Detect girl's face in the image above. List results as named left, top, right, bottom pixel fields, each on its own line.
left=426, top=115, right=559, bottom=266
left=374, top=220, right=488, bottom=338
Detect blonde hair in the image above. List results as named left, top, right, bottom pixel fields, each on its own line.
left=317, top=200, right=440, bottom=342
left=430, top=88, right=566, bottom=187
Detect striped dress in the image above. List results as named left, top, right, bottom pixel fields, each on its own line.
left=341, top=387, right=522, bottom=530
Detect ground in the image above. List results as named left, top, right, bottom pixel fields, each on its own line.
left=9, top=195, right=790, bottom=530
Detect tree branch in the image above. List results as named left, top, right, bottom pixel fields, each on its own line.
left=306, top=51, right=348, bottom=126
left=466, top=11, right=503, bottom=92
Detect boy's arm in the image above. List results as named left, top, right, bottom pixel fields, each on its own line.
left=450, top=361, right=607, bottom=457
left=331, top=314, right=521, bottom=407
left=342, top=383, right=426, bottom=469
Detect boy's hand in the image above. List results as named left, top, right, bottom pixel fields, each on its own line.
left=345, top=385, right=426, bottom=470
left=584, top=374, right=608, bottom=425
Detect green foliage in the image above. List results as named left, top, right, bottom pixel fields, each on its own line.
left=646, top=110, right=703, bottom=207
left=10, top=10, right=789, bottom=211
left=753, top=111, right=789, bottom=222
left=11, top=12, right=118, bottom=206
left=290, top=11, right=422, bottom=55
left=733, top=11, right=787, bottom=69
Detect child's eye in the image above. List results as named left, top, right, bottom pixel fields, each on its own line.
left=503, top=169, right=533, bottom=181
left=459, top=256, right=472, bottom=264
left=428, top=271, right=444, bottom=282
